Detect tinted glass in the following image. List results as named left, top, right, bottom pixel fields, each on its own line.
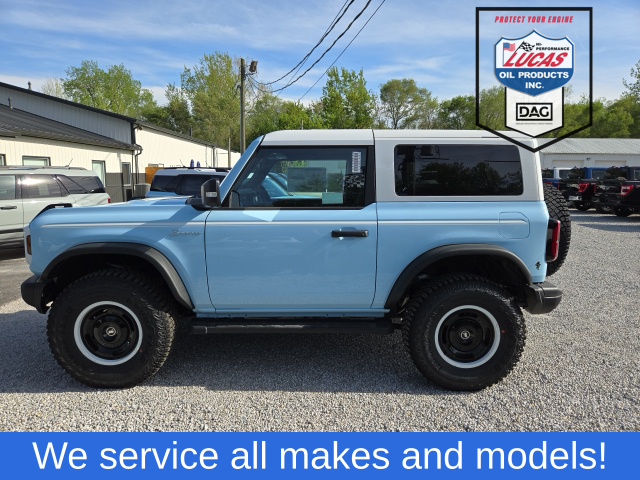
left=150, top=175, right=181, bottom=192
left=604, top=167, right=628, bottom=180
left=394, top=144, right=523, bottom=196
left=541, top=169, right=553, bottom=179
left=232, top=147, right=368, bottom=208
left=567, top=168, right=585, bottom=179
left=591, top=170, right=606, bottom=180
left=0, top=175, right=16, bottom=200
left=57, top=175, right=105, bottom=194
left=176, top=174, right=225, bottom=196
left=633, top=169, right=640, bottom=181
left=21, top=175, right=64, bottom=199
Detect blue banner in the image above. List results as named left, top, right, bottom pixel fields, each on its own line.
left=0, top=432, right=635, bottom=479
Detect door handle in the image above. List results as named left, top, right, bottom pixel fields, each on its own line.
left=331, top=230, right=368, bottom=238
left=0, top=206, right=17, bottom=210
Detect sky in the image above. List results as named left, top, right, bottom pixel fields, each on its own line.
left=0, top=0, right=638, bottom=106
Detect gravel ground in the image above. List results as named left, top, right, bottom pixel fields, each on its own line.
left=0, top=211, right=638, bottom=432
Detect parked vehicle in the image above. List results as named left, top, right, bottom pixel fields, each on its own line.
left=147, top=167, right=229, bottom=198
left=591, top=166, right=640, bottom=214
left=595, top=172, right=640, bottom=217
left=21, top=130, right=568, bottom=391
left=562, top=167, right=608, bottom=210
left=0, top=166, right=109, bottom=248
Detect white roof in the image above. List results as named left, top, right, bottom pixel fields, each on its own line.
left=0, top=167, right=95, bottom=176
left=539, top=138, right=640, bottom=155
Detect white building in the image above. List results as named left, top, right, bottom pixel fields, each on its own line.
left=0, top=82, right=240, bottom=202
left=539, top=138, right=640, bottom=169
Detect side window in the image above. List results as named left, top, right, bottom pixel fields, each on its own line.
left=21, top=175, right=64, bottom=199
left=92, top=160, right=106, bottom=185
left=150, top=175, right=181, bottom=193
left=0, top=175, right=16, bottom=200
left=394, top=144, right=523, bottom=196
left=541, top=168, right=553, bottom=179
left=57, top=175, right=105, bottom=194
left=231, top=147, right=368, bottom=208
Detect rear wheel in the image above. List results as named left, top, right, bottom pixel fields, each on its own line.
left=543, top=184, right=571, bottom=276
left=595, top=204, right=612, bottom=214
left=402, top=275, right=525, bottom=391
left=573, top=201, right=591, bottom=211
left=48, top=268, right=176, bottom=388
left=613, top=206, right=632, bottom=217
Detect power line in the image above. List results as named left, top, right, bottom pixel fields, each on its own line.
left=269, top=0, right=373, bottom=94
left=257, top=0, right=355, bottom=86
left=298, top=0, right=386, bottom=102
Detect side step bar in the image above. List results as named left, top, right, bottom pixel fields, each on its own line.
left=191, top=318, right=396, bottom=335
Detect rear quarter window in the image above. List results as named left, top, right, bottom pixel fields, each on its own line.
left=176, top=174, right=223, bottom=196
left=151, top=175, right=181, bottom=193
left=57, top=175, right=105, bottom=194
left=394, top=144, right=523, bottom=196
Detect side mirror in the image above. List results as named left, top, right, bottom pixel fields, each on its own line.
left=201, top=178, right=221, bottom=208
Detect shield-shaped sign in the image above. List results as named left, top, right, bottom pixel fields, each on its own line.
left=494, top=30, right=574, bottom=96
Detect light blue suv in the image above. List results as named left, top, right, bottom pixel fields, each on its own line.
left=21, top=130, right=569, bottom=391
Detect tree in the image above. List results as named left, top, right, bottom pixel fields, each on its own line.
left=478, top=86, right=505, bottom=130
left=41, top=78, right=67, bottom=99
left=319, top=67, right=376, bottom=129
left=180, top=52, right=241, bottom=149
left=435, top=95, right=476, bottom=129
left=141, top=84, right=192, bottom=135
left=247, top=92, right=324, bottom=140
left=62, top=60, right=156, bottom=117
left=379, top=78, right=435, bottom=129
left=622, top=59, right=640, bottom=98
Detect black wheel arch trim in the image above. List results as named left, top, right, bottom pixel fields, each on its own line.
left=384, top=244, right=533, bottom=311
left=41, top=242, right=194, bottom=310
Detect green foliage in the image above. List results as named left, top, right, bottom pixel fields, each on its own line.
left=247, top=93, right=324, bottom=141
left=141, top=85, right=192, bottom=135
left=319, top=67, right=376, bottom=128
left=478, top=86, right=505, bottom=131
left=379, top=78, right=437, bottom=129
left=62, top=60, right=156, bottom=117
left=435, top=95, right=476, bottom=130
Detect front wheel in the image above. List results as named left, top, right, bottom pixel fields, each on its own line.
left=47, top=268, right=176, bottom=388
left=595, top=204, right=612, bottom=214
left=402, top=275, right=526, bottom=391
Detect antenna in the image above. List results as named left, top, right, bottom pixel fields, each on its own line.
left=66, top=158, right=73, bottom=167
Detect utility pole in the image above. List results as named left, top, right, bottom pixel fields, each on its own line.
left=240, top=58, right=246, bottom=153
left=239, top=59, right=258, bottom=154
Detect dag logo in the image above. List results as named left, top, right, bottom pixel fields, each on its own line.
left=494, top=30, right=574, bottom=96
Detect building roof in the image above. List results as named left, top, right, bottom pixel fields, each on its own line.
left=539, top=138, right=640, bottom=155
left=0, top=81, right=136, bottom=122
left=0, top=104, right=136, bottom=150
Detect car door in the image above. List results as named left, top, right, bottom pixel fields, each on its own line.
left=0, top=174, right=24, bottom=245
left=205, top=145, right=378, bottom=314
left=20, top=174, right=70, bottom=224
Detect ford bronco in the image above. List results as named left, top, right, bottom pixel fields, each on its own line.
left=21, top=130, right=569, bottom=391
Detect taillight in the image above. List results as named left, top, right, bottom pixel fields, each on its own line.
left=621, top=185, right=634, bottom=196
left=578, top=183, right=589, bottom=193
left=546, top=219, right=561, bottom=262
left=26, top=235, right=32, bottom=255
left=108, top=197, right=112, bottom=203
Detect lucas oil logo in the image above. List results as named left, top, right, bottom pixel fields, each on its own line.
left=494, top=30, right=573, bottom=96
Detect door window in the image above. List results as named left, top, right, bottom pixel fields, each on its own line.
left=22, top=156, right=50, bottom=167
left=0, top=175, right=16, bottom=200
left=21, top=175, right=64, bottom=199
left=230, top=147, right=368, bottom=208
left=92, top=161, right=106, bottom=185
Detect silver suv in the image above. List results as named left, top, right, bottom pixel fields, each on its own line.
left=0, top=166, right=109, bottom=247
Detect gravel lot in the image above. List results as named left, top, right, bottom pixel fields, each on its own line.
left=0, top=211, right=638, bottom=432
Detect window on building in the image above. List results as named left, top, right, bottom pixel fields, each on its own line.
left=230, top=147, right=368, bottom=208
left=122, top=162, right=132, bottom=186
left=0, top=154, right=6, bottom=166
left=0, top=175, right=17, bottom=200
left=21, top=175, right=64, bottom=198
left=92, top=160, right=106, bottom=185
left=394, top=144, right=523, bottom=196
left=22, top=156, right=50, bottom=167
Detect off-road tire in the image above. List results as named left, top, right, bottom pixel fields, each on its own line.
left=613, top=206, right=632, bottom=217
left=47, top=268, right=176, bottom=388
left=543, top=183, right=571, bottom=276
left=573, top=201, right=591, bottom=211
left=402, top=275, right=526, bottom=391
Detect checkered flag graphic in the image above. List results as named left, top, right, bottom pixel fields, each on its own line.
left=519, top=41, right=535, bottom=52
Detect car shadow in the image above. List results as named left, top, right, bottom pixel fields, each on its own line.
left=0, top=309, right=460, bottom=396
left=0, top=247, right=25, bottom=260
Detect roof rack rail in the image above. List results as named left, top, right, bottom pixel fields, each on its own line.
left=161, top=166, right=230, bottom=171
left=0, top=166, right=87, bottom=170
